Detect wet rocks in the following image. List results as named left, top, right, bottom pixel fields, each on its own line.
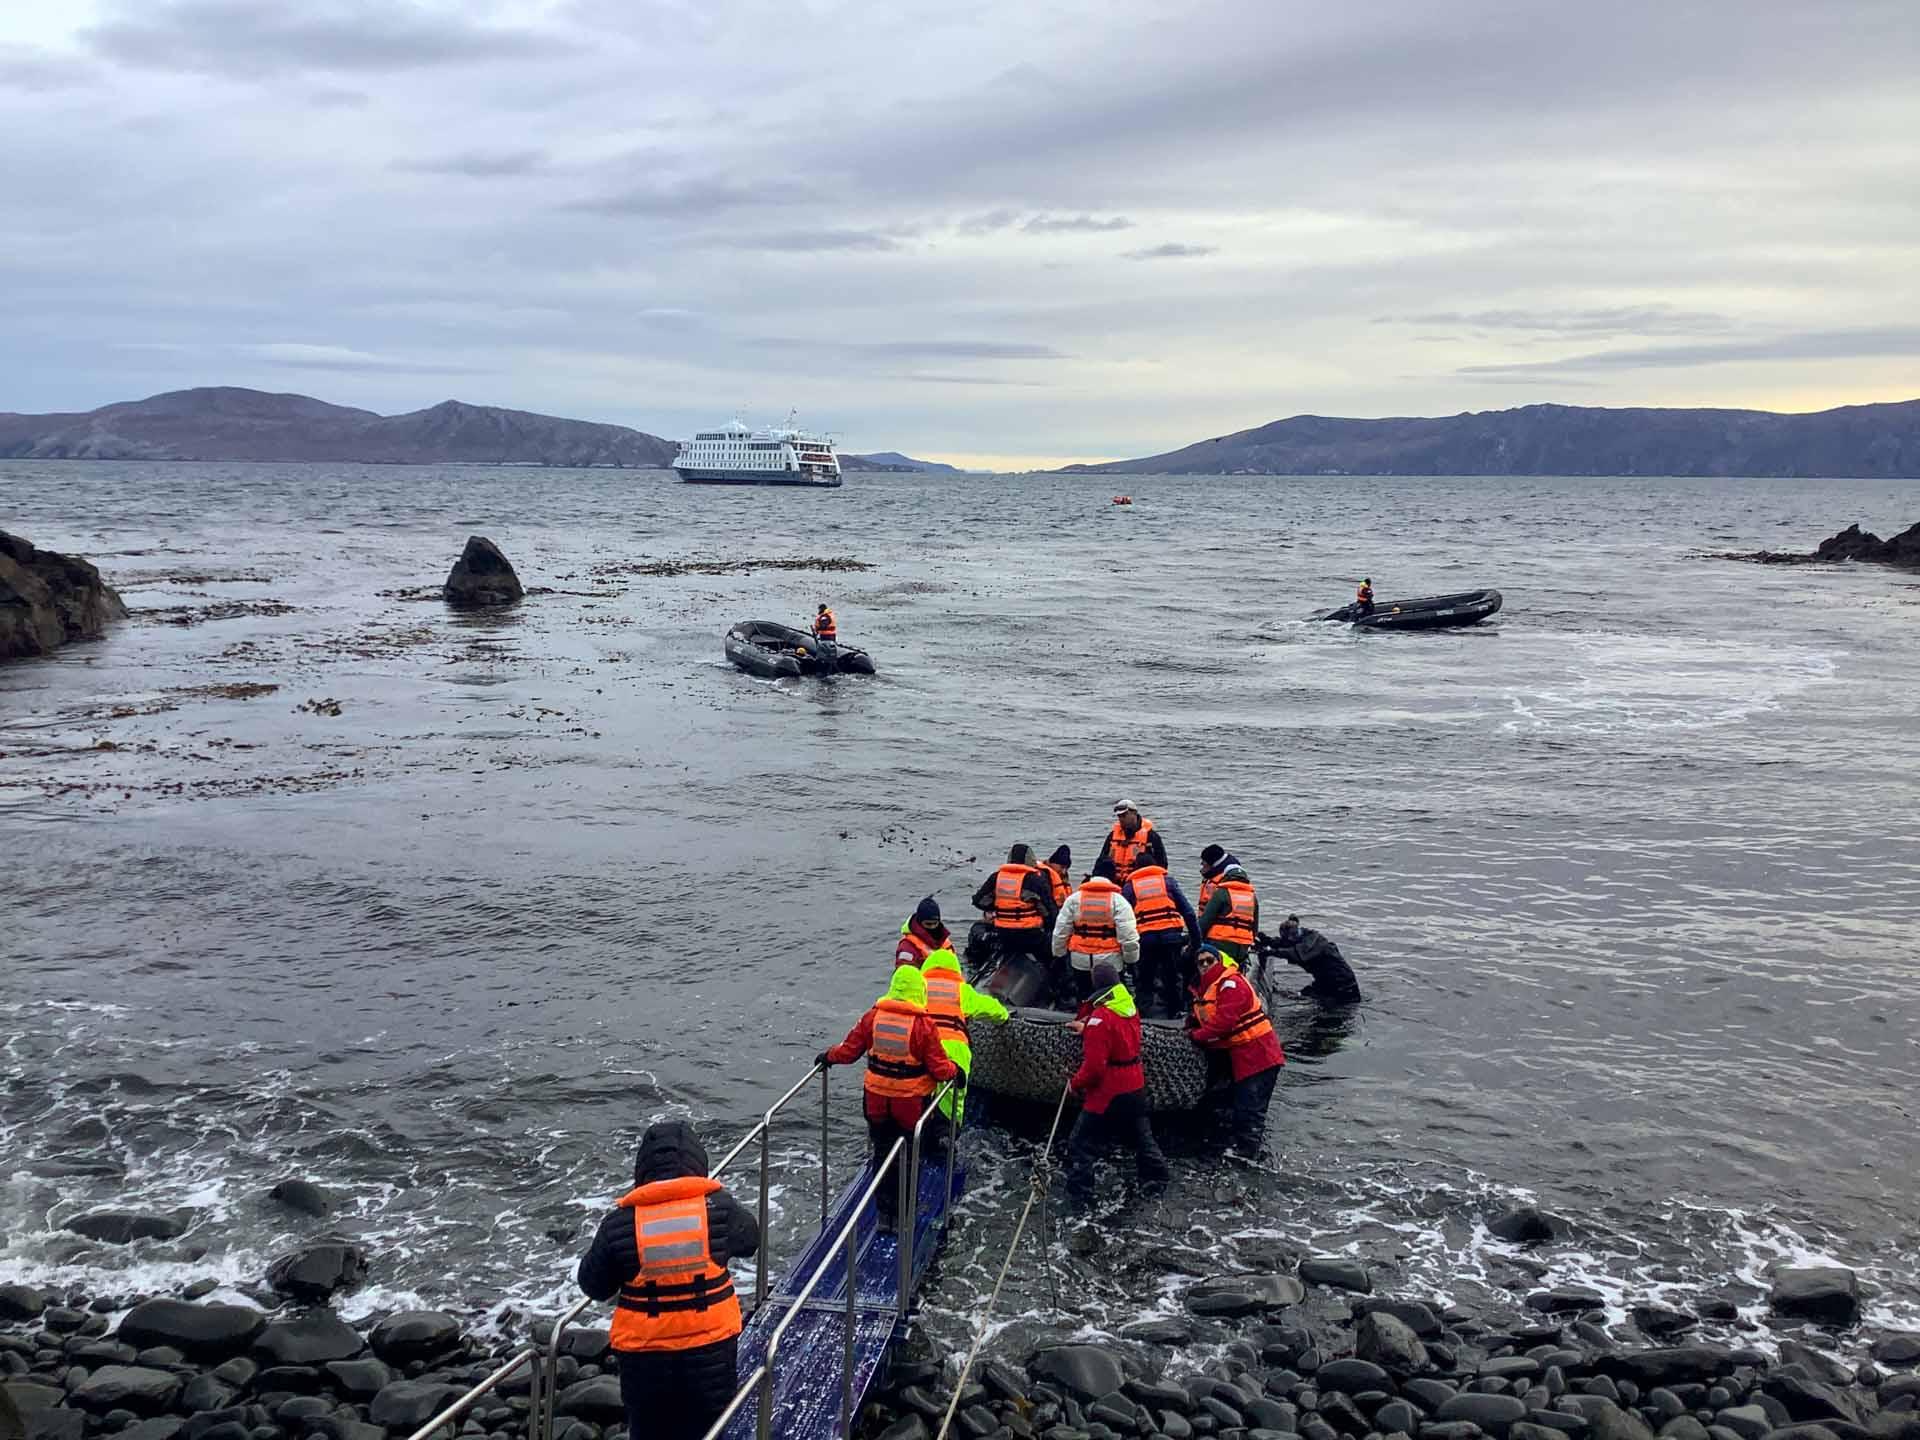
left=1356, top=1312, right=1430, bottom=1375
left=368, top=1379, right=465, bottom=1430
left=1873, top=1336, right=1920, bottom=1367
left=69, top=1367, right=183, bottom=1415
left=556, top=1375, right=624, bottom=1421
left=1490, top=1205, right=1572, bottom=1245
left=63, top=1212, right=189, bottom=1246
left=1187, top=1275, right=1307, bottom=1316
left=1710, top=522, right=1920, bottom=568
left=1599, top=1347, right=1739, bottom=1388
left=1029, top=1345, right=1128, bottom=1402
left=252, top=1312, right=365, bottom=1367
left=267, top=1180, right=333, bottom=1219
left=0, top=530, right=128, bottom=662
left=1438, top=1391, right=1530, bottom=1433
left=1298, top=1258, right=1373, bottom=1294
left=115, top=1303, right=264, bottom=1363
left=1315, top=1358, right=1392, bottom=1394
left=265, top=1241, right=367, bottom=1303
left=0, top=1287, right=47, bottom=1323
left=367, top=1312, right=461, bottom=1364
left=443, top=536, right=524, bottom=607
left=1770, top=1269, right=1862, bottom=1328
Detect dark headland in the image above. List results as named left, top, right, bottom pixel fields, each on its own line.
left=1061, top=400, right=1920, bottom=478
left=0, top=387, right=946, bottom=472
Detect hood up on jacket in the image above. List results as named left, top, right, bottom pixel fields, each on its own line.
left=883, top=966, right=928, bottom=1008
left=633, top=1118, right=711, bottom=1185
left=1216, top=860, right=1249, bottom=882
left=922, top=945, right=962, bottom=974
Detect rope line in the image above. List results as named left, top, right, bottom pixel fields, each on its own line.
left=932, top=1082, right=1075, bottom=1440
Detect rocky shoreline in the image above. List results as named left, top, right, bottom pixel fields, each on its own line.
left=4, top=1203, right=1917, bottom=1440
left=1705, top=522, right=1920, bottom=568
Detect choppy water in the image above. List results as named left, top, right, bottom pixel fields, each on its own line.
left=3, top=462, right=1917, bottom=1354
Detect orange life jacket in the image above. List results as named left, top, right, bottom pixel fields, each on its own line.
left=1127, top=865, right=1183, bottom=934
left=1205, top=877, right=1257, bottom=950
left=863, top=997, right=934, bottom=1098
left=814, top=608, right=837, bottom=640
left=895, top=921, right=937, bottom=968
left=1070, top=878, right=1123, bottom=956
left=1190, top=965, right=1276, bottom=1049
left=992, top=863, right=1044, bottom=930
left=1356, top=584, right=1373, bottom=604
left=1040, top=861, right=1070, bottom=907
left=609, top=1177, right=742, bottom=1353
left=922, top=967, right=967, bottom=1042
left=1106, top=818, right=1155, bottom=884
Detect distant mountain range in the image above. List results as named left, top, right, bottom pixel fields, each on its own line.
left=839, top=451, right=968, bottom=475
left=1061, top=400, right=1920, bottom=477
left=0, top=388, right=951, bottom=472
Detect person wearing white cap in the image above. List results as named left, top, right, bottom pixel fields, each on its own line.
left=1092, top=799, right=1167, bottom=886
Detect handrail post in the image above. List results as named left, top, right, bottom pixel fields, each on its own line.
left=899, top=1111, right=921, bottom=1323
left=527, top=1338, right=544, bottom=1440
left=757, top=1118, right=771, bottom=1306
left=820, top=1064, right=831, bottom=1229
left=840, top=1219, right=857, bottom=1436
left=755, top=1348, right=775, bottom=1440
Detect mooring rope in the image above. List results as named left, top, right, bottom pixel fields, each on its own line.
left=932, top=1081, right=1075, bottom=1440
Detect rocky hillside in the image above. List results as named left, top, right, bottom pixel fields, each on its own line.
left=0, top=388, right=678, bottom=467
left=1063, top=400, right=1920, bottom=477
left=840, top=451, right=967, bottom=474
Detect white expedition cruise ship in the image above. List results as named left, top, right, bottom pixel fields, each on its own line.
left=672, top=416, right=843, bottom=487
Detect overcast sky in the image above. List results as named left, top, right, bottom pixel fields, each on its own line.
left=4, top=0, right=1917, bottom=467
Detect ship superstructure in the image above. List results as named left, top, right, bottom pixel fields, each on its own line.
left=673, top=416, right=842, bottom=487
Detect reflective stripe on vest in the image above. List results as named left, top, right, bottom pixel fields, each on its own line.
left=895, top=923, right=933, bottom=966
left=1070, top=881, right=1122, bottom=955
left=609, top=1177, right=741, bottom=1353
left=1191, top=970, right=1276, bottom=1049
left=1205, top=878, right=1256, bottom=948
left=1128, top=867, right=1183, bottom=933
left=993, top=864, right=1044, bottom=929
left=816, top=609, right=837, bottom=639
left=1041, top=863, right=1070, bottom=907
left=1106, top=818, right=1154, bottom=883
left=923, top=967, right=967, bottom=1041
left=864, top=998, right=933, bottom=1098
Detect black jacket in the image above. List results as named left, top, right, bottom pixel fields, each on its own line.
left=970, top=867, right=1059, bottom=930
left=1262, top=926, right=1361, bottom=1003
left=578, top=1121, right=761, bottom=1304
left=1092, top=826, right=1168, bottom=882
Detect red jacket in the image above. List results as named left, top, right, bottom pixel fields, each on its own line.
left=893, top=919, right=951, bottom=968
left=1188, top=958, right=1286, bottom=1082
left=1069, top=998, right=1145, bottom=1114
left=826, top=1003, right=959, bottom=1125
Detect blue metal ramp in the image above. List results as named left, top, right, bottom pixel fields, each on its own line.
left=724, top=1151, right=958, bottom=1440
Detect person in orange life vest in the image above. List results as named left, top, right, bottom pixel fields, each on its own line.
left=1355, top=579, right=1374, bottom=616
left=1121, top=860, right=1199, bottom=1018
left=817, top=966, right=959, bottom=1226
left=1064, top=962, right=1170, bottom=1204
left=1093, top=799, right=1168, bottom=885
left=1050, top=874, right=1140, bottom=1004
left=1187, top=947, right=1286, bottom=1158
left=1038, top=845, right=1073, bottom=908
left=1196, top=845, right=1259, bottom=967
left=812, top=602, right=838, bottom=641
left=970, top=843, right=1060, bottom=969
left=893, top=895, right=952, bottom=969
left=577, top=1120, right=761, bottom=1440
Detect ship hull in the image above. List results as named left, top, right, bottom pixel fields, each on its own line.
left=675, top=467, right=842, bottom=488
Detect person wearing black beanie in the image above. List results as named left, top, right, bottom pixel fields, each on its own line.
left=970, top=844, right=1059, bottom=974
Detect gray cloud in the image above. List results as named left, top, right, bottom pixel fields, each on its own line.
left=853, top=341, right=1068, bottom=360
left=398, top=148, right=550, bottom=178
left=1383, top=306, right=1734, bottom=337
left=728, top=229, right=904, bottom=253
left=957, top=209, right=1021, bottom=235
left=1124, top=243, right=1215, bottom=260
left=83, top=0, right=576, bottom=77
left=901, top=373, right=1048, bottom=387
left=244, top=343, right=487, bottom=376
left=570, top=176, right=810, bottom=218
left=0, top=45, right=93, bottom=91
left=1024, top=214, right=1133, bottom=233
left=1458, top=326, right=1920, bottom=374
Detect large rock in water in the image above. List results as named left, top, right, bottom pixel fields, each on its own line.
left=1028, top=1344, right=1128, bottom=1402
left=65, top=1211, right=188, bottom=1245
left=443, top=535, right=523, bottom=607
left=266, top=1240, right=368, bottom=1301
left=368, top=1311, right=462, bottom=1363
left=253, top=1310, right=367, bottom=1366
left=0, top=530, right=127, bottom=660
left=1771, top=1268, right=1862, bottom=1327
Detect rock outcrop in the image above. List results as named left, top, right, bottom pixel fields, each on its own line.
left=1713, top=521, right=1920, bottom=567
left=0, top=530, right=127, bottom=661
left=442, top=536, right=523, bottom=608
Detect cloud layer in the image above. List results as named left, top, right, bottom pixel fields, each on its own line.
left=4, top=0, right=1918, bottom=462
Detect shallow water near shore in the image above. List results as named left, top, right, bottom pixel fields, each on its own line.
left=3, top=462, right=1918, bottom=1353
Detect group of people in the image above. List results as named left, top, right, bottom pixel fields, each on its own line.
left=575, top=799, right=1360, bottom=1440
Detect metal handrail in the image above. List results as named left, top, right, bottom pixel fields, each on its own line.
left=403, top=1345, right=538, bottom=1440
left=534, top=1064, right=832, bottom=1440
